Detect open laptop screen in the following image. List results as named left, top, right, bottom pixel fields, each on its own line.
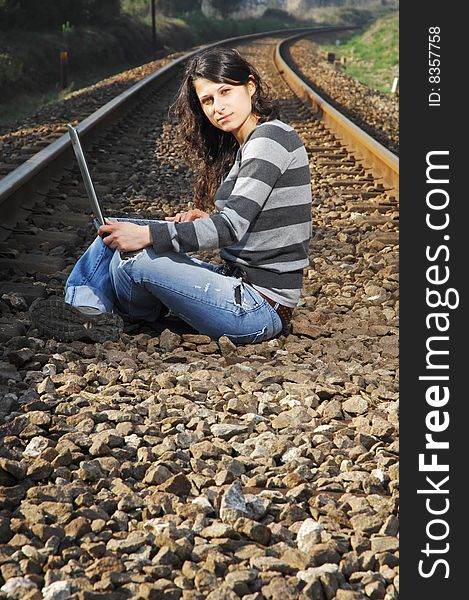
left=67, top=124, right=105, bottom=229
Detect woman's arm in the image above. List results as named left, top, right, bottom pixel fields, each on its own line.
left=149, top=126, right=296, bottom=254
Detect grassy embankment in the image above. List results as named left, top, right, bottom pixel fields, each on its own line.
left=321, top=11, right=399, bottom=94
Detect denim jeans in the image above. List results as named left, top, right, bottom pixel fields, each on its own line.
left=64, top=218, right=283, bottom=344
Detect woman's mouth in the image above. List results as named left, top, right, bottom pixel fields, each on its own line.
left=218, top=114, right=232, bottom=123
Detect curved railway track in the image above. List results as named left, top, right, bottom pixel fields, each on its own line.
left=286, top=36, right=399, bottom=156
left=0, top=29, right=399, bottom=600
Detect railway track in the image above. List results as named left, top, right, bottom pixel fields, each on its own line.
left=286, top=36, right=399, bottom=156
left=0, top=29, right=399, bottom=600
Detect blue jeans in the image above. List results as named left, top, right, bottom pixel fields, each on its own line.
left=64, top=219, right=283, bottom=345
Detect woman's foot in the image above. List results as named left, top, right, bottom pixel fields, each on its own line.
left=29, top=297, right=124, bottom=342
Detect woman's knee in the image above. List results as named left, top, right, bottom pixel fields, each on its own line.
left=109, top=248, right=156, bottom=285
left=109, top=249, right=131, bottom=287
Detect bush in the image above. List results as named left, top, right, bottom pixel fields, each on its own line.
left=156, top=0, right=201, bottom=16
left=263, top=8, right=297, bottom=23
left=207, top=0, right=243, bottom=19
left=0, top=52, right=23, bottom=87
left=0, top=0, right=121, bottom=30
left=335, top=7, right=374, bottom=26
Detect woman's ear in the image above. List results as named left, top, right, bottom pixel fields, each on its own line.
left=247, top=76, right=256, bottom=98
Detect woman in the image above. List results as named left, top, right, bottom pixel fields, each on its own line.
left=30, top=47, right=312, bottom=345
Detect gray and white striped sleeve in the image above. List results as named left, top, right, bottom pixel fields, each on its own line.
left=149, top=132, right=292, bottom=254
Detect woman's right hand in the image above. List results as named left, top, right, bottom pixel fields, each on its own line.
left=165, top=209, right=209, bottom=222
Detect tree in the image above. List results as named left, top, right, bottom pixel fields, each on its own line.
left=209, top=0, right=242, bottom=19
left=0, top=0, right=120, bottom=30
left=87, top=0, right=120, bottom=24
left=156, top=0, right=201, bottom=16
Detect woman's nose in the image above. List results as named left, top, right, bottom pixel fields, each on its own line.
left=213, top=95, right=225, bottom=113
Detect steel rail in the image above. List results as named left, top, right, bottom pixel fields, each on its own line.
left=274, top=31, right=399, bottom=198
left=0, top=25, right=358, bottom=240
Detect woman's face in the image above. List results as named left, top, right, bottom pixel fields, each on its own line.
left=193, top=77, right=258, bottom=145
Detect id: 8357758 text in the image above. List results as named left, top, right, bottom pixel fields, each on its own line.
left=428, top=26, right=441, bottom=107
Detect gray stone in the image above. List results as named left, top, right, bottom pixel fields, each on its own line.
left=297, top=563, right=339, bottom=584
left=343, top=396, right=369, bottom=415
left=244, top=494, right=270, bottom=521
left=365, top=580, right=386, bottom=599
left=0, top=361, right=21, bottom=383
left=206, top=586, right=239, bottom=600
left=335, top=591, right=367, bottom=600
left=23, top=436, right=49, bottom=457
left=160, top=329, right=182, bottom=352
left=250, top=556, right=293, bottom=574
left=262, top=576, right=298, bottom=599
left=199, top=522, right=237, bottom=539
left=107, top=531, right=150, bottom=553
left=78, top=461, right=104, bottom=482
left=0, top=576, right=39, bottom=598
left=144, top=464, right=172, bottom=485
left=234, top=517, right=271, bottom=545
left=158, top=473, right=192, bottom=496
left=218, top=336, right=237, bottom=355
left=350, top=513, right=383, bottom=535
left=210, top=423, right=249, bottom=440
left=42, top=580, right=72, bottom=600
left=0, top=458, right=26, bottom=480
left=370, top=536, right=399, bottom=554
left=296, top=518, right=323, bottom=552
left=27, top=458, right=53, bottom=480
left=220, top=480, right=248, bottom=524
left=280, top=547, right=312, bottom=570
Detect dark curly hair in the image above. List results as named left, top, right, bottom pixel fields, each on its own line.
left=170, top=47, right=279, bottom=210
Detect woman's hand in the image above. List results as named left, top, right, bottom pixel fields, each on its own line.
left=165, top=209, right=209, bottom=222
left=98, top=219, right=152, bottom=252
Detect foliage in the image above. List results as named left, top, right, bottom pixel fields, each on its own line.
left=263, top=9, right=297, bottom=22
left=160, top=10, right=311, bottom=47
left=299, top=0, right=397, bottom=7
left=121, top=0, right=202, bottom=18
left=120, top=0, right=150, bottom=19
left=297, top=0, right=397, bottom=25
left=0, top=15, right=153, bottom=107
left=0, top=0, right=120, bottom=30
left=156, top=0, right=202, bottom=15
left=62, top=21, right=74, bottom=35
left=210, top=0, right=243, bottom=19
left=1, top=4, right=318, bottom=122
left=0, top=52, right=23, bottom=87
left=324, top=11, right=398, bottom=92
left=333, top=6, right=375, bottom=25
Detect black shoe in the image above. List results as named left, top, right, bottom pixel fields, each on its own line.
left=29, top=297, right=124, bottom=343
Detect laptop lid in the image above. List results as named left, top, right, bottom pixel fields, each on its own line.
left=67, top=123, right=105, bottom=229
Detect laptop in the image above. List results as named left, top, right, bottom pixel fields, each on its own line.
left=67, top=123, right=105, bottom=231
left=67, top=123, right=140, bottom=259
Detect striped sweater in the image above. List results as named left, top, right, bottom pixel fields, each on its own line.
left=149, top=119, right=312, bottom=307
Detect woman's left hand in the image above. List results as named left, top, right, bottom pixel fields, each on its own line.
left=98, top=219, right=152, bottom=252
left=165, top=209, right=209, bottom=222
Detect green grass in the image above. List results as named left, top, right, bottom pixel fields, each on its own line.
left=0, top=89, right=67, bottom=123
left=0, top=58, right=147, bottom=124
left=322, top=11, right=398, bottom=94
